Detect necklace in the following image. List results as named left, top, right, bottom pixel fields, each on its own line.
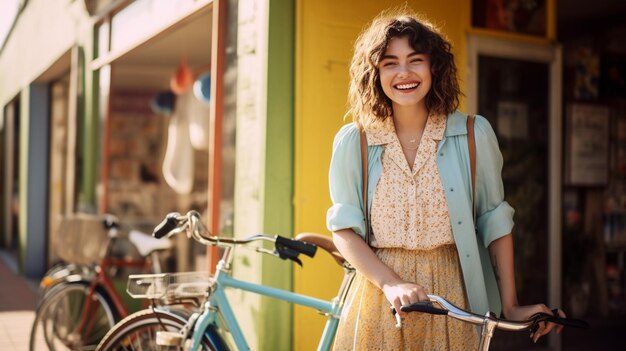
left=398, top=134, right=420, bottom=150
left=399, top=142, right=419, bottom=150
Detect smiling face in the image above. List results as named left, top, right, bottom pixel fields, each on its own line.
left=378, top=36, right=432, bottom=113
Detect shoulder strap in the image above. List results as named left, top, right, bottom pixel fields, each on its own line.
left=360, top=130, right=370, bottom=246
left=467, top=115, right=476, bottom=221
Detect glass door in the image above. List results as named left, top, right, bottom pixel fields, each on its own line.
left=467, top=36, right=563, bottom=350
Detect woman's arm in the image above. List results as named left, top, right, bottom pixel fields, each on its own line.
left=488, top=234, right=565, bottom=342
left=333, top=229, right=428, bottom=316
left=487, top=234, right=518, bottom=316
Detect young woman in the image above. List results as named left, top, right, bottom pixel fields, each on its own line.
left=326, top=10, right=565, bottom=350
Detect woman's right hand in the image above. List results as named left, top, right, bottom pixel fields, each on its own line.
left=382, top=280, right=429, bottom=317
left=332, top=229, right=428, bottom=317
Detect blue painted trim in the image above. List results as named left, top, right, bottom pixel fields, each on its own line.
left=23, top=83, right=49, bottom=277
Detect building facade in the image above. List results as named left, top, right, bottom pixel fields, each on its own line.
left=1, top=0, right=625, bottom=350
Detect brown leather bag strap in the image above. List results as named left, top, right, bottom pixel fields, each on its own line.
left=467, top=115, right=476, bottom=222
left=360, top=129, right=370, bottom=246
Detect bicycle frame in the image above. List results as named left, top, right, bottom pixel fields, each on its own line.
left=185, top=254, right=354, bottom=351
left=40, top=249, right=155, bottom=345
left=80, top=255, right=153, bottom=324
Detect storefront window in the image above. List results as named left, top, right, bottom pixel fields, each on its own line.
left=472, top=0, right=547, bottom=37
left=478, top=55, right=550, bottom=349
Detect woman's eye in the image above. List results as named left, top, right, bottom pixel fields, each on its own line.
left=382, top=61, right=397, bottom=67
left=411, top=58, right=423, bottom=63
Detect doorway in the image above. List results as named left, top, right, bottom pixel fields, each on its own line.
left=2, top=97, right=20, bottom=253
left=467, top=35, right=563, bottom=350
left=98, top=6, right=214, bottom=272
left=48, top=74, right=72, bottom=264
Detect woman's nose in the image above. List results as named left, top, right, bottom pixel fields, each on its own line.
left=397, top=65, right=410, bottom=77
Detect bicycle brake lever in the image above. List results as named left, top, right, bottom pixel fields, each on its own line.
left=390, top=307, right=402, bottom=329
left=255, top=247, right=277, bottom=256
left=277, top=248, right=303, bottom=266
left=255, top=247, right=304, bottom=266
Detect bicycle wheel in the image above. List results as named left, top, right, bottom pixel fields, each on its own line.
left=29, top=281, right=117, bottom=351
left=96, top=308, right=226, bottom=350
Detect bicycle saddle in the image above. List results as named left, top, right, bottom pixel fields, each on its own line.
left=130, top=230, right=173, bottom=257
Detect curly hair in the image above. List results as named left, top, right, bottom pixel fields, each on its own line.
left=347, top=10, right=461, bottom=129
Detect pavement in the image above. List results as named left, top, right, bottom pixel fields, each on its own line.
left=0, top=250, right=38, bottom=351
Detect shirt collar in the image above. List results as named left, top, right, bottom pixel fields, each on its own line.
left=443, top=111, right=469, bottom=137
left=364, top=113, right=446, bottom=146
left=364, top=116, right=395, bottom=146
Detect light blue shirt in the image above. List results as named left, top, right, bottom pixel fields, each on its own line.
left=326, top=111, right=515, bottom=315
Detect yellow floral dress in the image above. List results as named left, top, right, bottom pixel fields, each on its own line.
left=333, top=114, right=479, bottom=350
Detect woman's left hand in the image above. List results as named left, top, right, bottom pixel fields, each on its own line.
left=504, top=304, right=566, bottom=343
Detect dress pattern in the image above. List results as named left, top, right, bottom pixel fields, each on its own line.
left=369, top=113, right=454, bottom=250
left=333, top=114, right=479, bottom=350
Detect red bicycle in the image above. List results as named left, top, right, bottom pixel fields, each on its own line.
left=29, top=213, right=172, bottom=350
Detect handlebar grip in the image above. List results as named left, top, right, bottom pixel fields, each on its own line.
left=102, top=215, right=120, bottom=230
left=401, top=301, right=448, bottom=315
left=552, top=317, right=589, bottom=329
left=153, top=213, right=180, bottom=239
left=275, top=236, right=317, bottom=257
left=530, top=313, right=590, bottom=329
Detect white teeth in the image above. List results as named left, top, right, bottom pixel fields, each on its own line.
left=396, top=82, right=419, bottom=90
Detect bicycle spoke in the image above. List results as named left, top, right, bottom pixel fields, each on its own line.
left=30, top=283, right=116, bottom=351
left=97, top=309, right=218, bottom=351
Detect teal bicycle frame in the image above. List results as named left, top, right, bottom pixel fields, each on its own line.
left=187, top=260, right=348, bottom=351
left=132, top=211, right=356, bottom=351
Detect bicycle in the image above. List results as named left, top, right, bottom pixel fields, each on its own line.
left=30, top=213, right=172, bottom=351
left=95, top=210, right=356, bottom=350
left=390, top=295, right=589, bottom=350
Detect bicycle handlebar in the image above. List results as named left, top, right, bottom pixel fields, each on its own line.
left=392, top=294, right=589, bottom=332
left=152, top=211, right=317, bottom=264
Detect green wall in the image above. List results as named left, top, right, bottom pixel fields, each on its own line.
left=261, top=0, right=295, bottom=348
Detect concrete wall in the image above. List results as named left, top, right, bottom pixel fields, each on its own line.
left=0, top=0, right=91, bottom=106
left=0, top=0, right=93, bottom=274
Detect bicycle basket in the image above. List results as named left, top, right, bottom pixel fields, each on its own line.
left=55, top=213, right=111, bottom=265
left=127, top=272, right=213, bottom=300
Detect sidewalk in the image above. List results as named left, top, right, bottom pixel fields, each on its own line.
left=0, top=251, right=38, bottom=351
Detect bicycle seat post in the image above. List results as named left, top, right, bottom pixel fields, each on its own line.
left=478, top=311, right=498, bottom=351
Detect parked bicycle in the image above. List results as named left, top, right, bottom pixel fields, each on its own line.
left=95, top=210, right=356, bottom=350
left=30, top=213, right=172, bottom=351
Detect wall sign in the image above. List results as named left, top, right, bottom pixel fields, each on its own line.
left=565, top=103, right=610, bottom=186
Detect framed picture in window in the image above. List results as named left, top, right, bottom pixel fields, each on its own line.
left=565, top=103, right=610, bottom=186
left=472, top=0, right=547, bottom=37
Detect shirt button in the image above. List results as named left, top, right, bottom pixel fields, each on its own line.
left=450, top=188, right=454, bottom=192
left=458, top=221, right=462, bottom=225
left=439, top=152, right=444, bottom=157
left=466, top=254, right=470, bottom=258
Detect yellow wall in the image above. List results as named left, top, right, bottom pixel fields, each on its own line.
left=294, top=0, right=470, bottom=349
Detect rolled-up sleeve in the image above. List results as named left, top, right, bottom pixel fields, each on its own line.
left=326, top=124, right=366, bottom=238
left=473, top=116, right=515, bottom=247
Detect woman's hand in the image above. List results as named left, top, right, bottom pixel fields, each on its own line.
left=504, top=304, right=566, bottom=343
left=382, top=280, right=429, bottom=318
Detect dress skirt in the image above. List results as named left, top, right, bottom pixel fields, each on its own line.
left=333, top=245, right=479, bottom=350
